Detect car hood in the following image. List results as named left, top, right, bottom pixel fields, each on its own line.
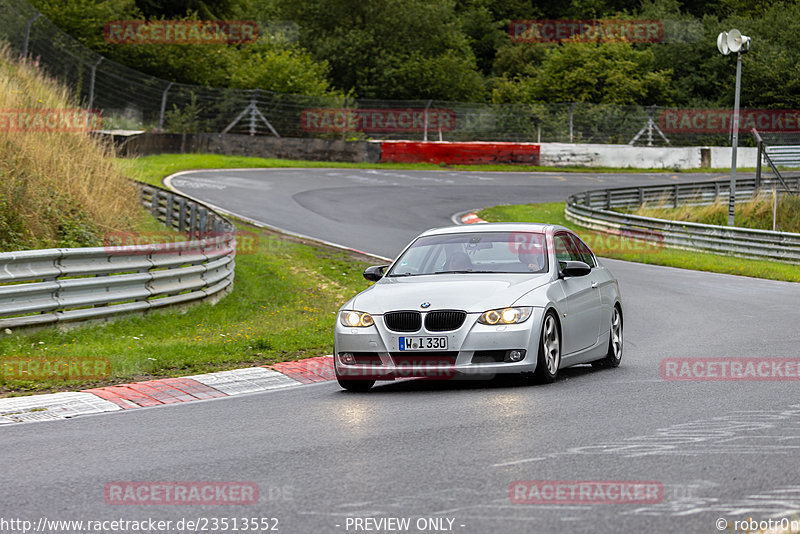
left=351, top=273, right=551, bottom=314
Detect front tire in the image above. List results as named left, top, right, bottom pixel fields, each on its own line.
left=531, top=311, right=561, bottom=384
left=592, top=305, right=623, bottom=369
left=335, top=368, right=375, bottom=392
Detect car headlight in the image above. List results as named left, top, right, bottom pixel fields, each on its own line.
left=478, top=307, right=533, bottom=325
left=339, top=310, right=375, bottom=327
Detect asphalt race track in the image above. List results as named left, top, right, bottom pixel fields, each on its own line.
left=3, top=168, right=800, bottom=534
left=166, top=168, right=726, bottom=258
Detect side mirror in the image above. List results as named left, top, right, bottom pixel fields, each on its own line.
left=560, top=260, right=591, bottom=278
left=363, top=265, right=388, bottom=282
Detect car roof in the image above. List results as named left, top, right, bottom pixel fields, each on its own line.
left=419, top=222, right=569, bottom=237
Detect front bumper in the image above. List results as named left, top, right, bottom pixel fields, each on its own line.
left=334, top=308, right=544, bottom=380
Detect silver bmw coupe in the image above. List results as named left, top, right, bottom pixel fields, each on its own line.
left=334, top=223, right=623, bottom=391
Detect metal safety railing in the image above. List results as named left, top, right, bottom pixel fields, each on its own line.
left=0, top=183, right=236, bottom=329
left=565, top=177, right=800, bottom=263
left=753, top=128, right=800, bottom=195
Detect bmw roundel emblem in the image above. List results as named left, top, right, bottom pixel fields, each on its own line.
left=420, top=302, right=431, bottom=309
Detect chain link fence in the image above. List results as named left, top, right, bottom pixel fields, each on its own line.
left=0, top=0, right=785, bottom=146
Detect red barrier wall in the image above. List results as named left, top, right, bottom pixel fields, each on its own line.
left=380, top=141, right=541, bottom=165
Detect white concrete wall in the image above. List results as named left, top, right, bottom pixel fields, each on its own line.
left=708, top=146, right=757, bottom=169
left=538, top=143, right=757, bottom=169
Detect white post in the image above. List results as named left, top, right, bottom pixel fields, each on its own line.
left=423, top=99, right=431, bottom=142
left=569, top=102, right=575, bottom=143
left=728, top=51, right=742, bottom=226
left=342, top=96, right=347, bottom=141
left=22, top=13, right=41, bottom=59
left=87, top=57, right=103, bottom=112
left=773, top=186, right=778, bottom=231
left=158, top=82, right=173, bottom=132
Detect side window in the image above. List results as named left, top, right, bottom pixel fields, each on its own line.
left=570, top=235, right=596, bottom=268
left=553, top=234, right=581, bottom=267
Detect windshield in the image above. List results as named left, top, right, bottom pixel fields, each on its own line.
left=386, top=231, right=548, bottom=277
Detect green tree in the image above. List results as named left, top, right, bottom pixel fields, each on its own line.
left=493, top=41, right=673, bottom=105
left=227, top=47, right=333, bottom=95
left=637, top=0, right=716, bottom=106
left=29, top=0, right=336, bottom=96
left=29, top=0, right=141, bottom=49
left=26, top=0, right=800, bottom=109
left=641, top=0, right=800, bottom=108
left=726, top=1, right=800, bottom=108
left=133, top=0, right=242, bottom=19
left=278, top=0, right=486, bottom=100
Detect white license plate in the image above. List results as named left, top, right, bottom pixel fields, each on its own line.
left=398, top=336, right=448, bottom=351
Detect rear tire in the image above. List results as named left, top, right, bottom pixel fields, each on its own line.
left=531, top=311, right=561, bottom=384
left=592, top=305, right=623, bottom=369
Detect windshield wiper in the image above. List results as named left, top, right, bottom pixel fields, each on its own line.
left=432, top=270, right=496, bottom=274
left=389, top=270, right=499, bottom=277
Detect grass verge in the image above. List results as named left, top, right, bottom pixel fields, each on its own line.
left=116, top=153, right=744, bottom=188
left=630, top=193, right=800, bottom=233
left=1, top=46, right=139, bottom=250
left=478, top=202, right=800, bottom=283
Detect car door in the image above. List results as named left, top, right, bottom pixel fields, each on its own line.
left=553, top=233, right=602, bottom=355
left=569, top=234, right=613, bottom=341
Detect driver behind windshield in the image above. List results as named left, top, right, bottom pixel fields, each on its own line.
left=517, top=248, right=546, bottom=272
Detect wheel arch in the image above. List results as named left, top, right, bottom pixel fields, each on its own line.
left=613, top=300, right=623, bottom=319
left=543, top=305, right=562, bottom=336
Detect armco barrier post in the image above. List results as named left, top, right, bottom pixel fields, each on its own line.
left=198, top=208, right=207, bottom=234
left=164, top=194, right=173, bottom=229
left=189, top=203, right=197, bottom=238
left=150, top=190, right=160, bottom=218
left=178, top=197, right=187, bottom=232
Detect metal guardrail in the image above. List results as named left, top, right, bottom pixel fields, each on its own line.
left=565, top=178, right=800, bottom=263
left=753, top=129, right=800, bottom=195
left=766, top=145, right=800, bottom=167
left=0, top=183, right=236, bottom=329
